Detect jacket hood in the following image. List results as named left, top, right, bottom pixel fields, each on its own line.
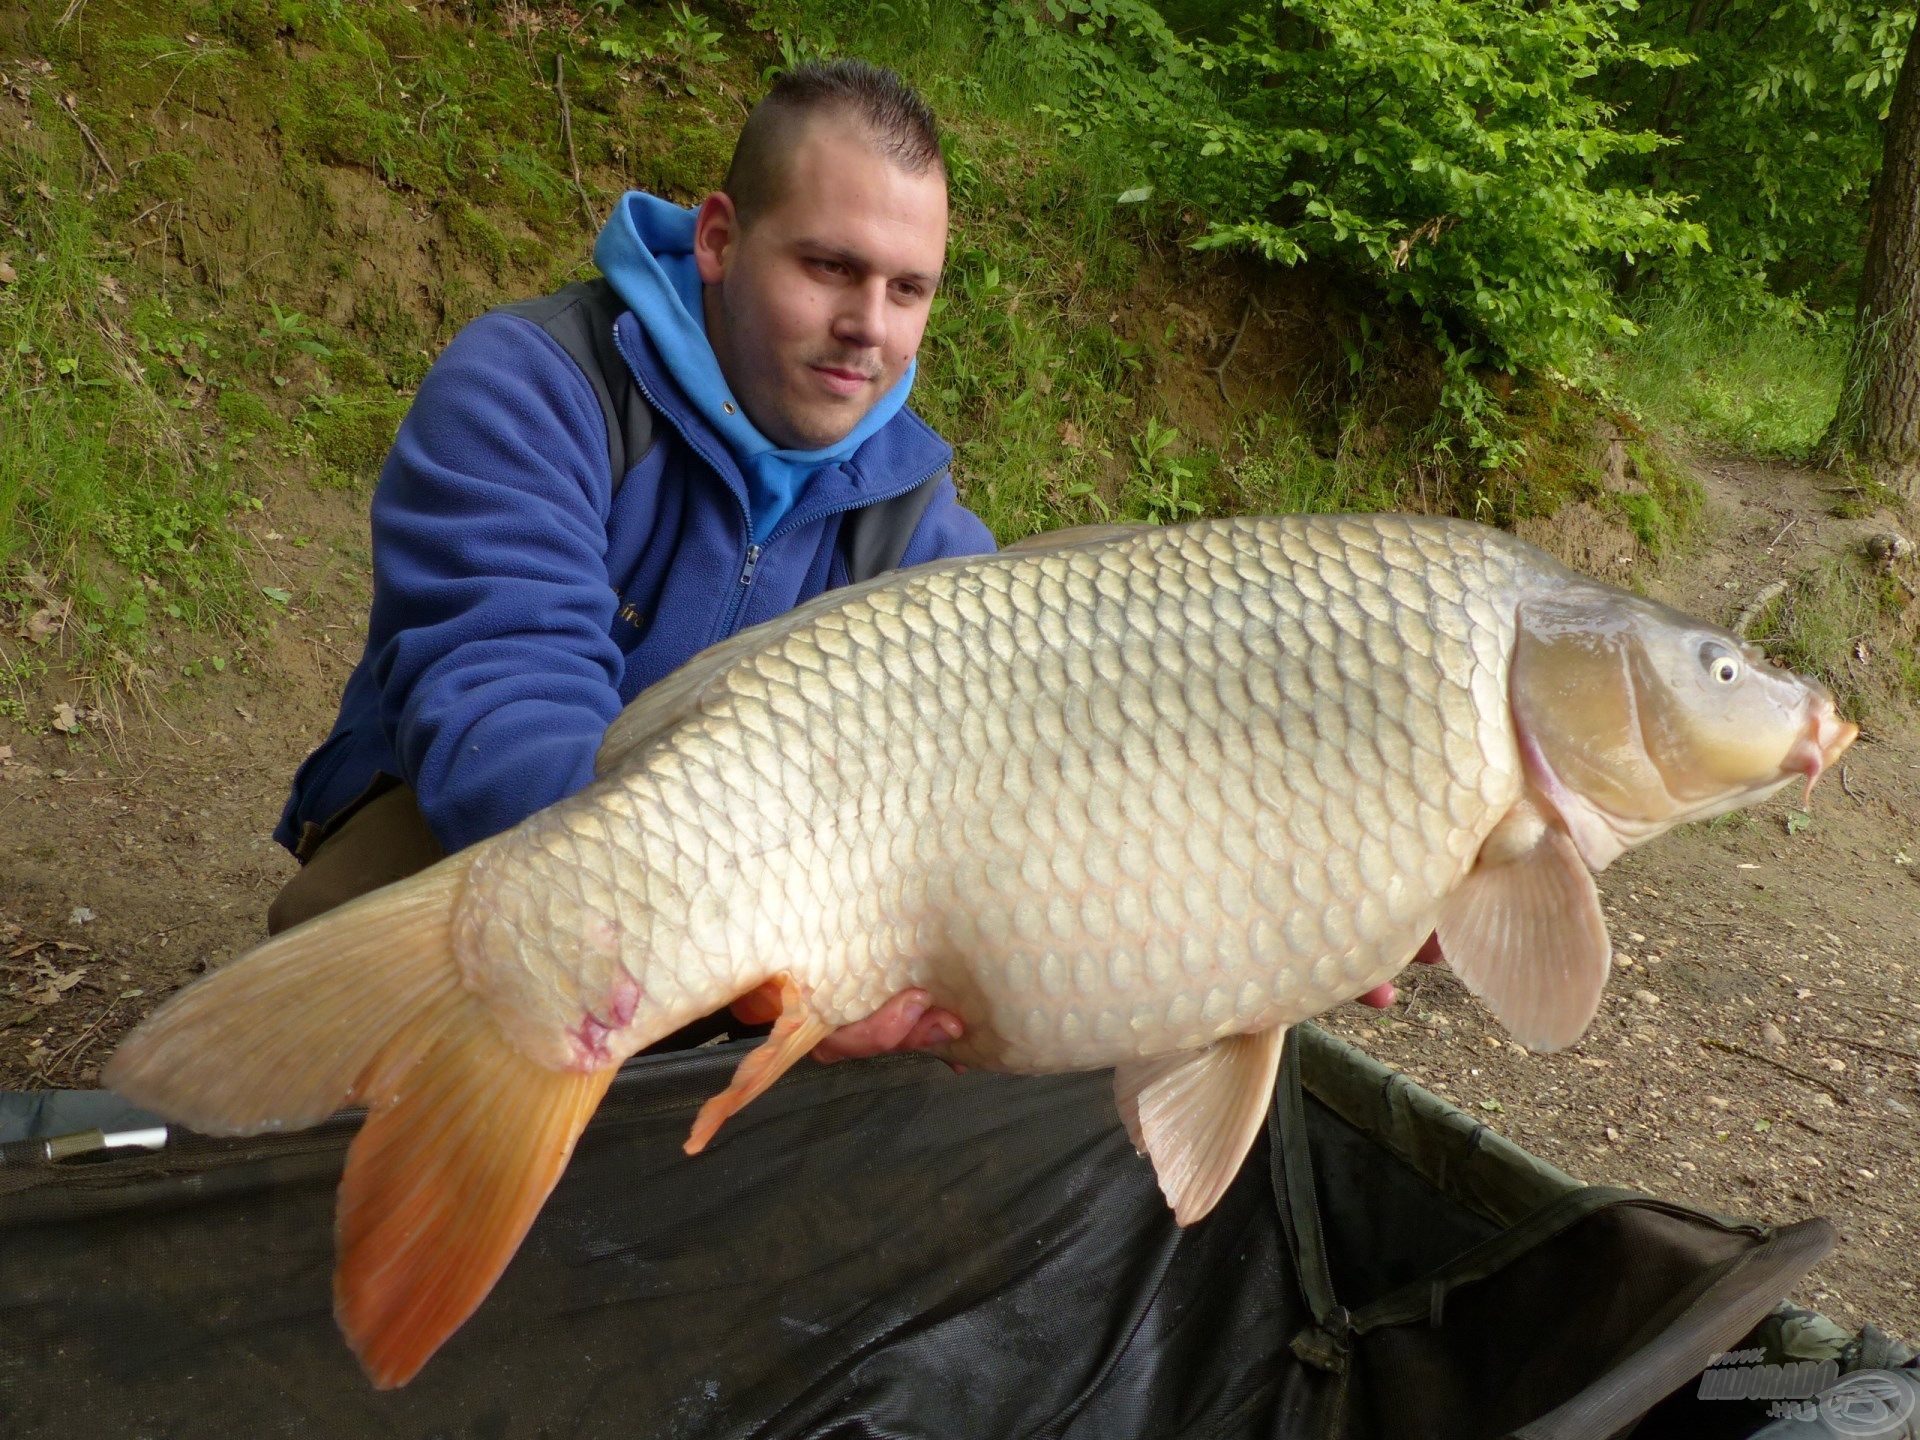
left=593, top=191, right=916, bottom=540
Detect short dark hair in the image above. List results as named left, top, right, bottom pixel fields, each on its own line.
left=724, top=60, right=945, bottom=228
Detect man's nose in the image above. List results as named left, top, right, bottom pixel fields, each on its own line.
left=831, top=279, right=888, bottom=351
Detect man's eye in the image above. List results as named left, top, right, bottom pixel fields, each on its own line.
left=810, top=258, right=848, bottom=277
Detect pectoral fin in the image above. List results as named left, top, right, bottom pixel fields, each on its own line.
left=1113, top=1027, right=1286, bottom=1226
left=684, top=974, right=832, bottom=1155
left=1437, top=799, right=1612, bottom=1052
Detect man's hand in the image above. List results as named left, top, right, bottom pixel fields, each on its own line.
left=811, top=988, right=964, bottom=1064
left=728, top=984, right=964, bottom=1064
left=1354, top=931, right=1444, bottom=1009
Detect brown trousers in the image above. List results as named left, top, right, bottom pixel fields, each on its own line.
left=266, top=779, right=444, bottom=936
left=265, top=778, right=745, bottom=1050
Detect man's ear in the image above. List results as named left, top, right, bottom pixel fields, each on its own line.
left=693, top=193, right=739, bottom=284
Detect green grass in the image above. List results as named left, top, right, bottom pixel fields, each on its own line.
left=0, top=100, right=254, bottom=655
left=1749, top=555, right=1920, bottom=732
left=1598, top=286, right=1850, bottom=460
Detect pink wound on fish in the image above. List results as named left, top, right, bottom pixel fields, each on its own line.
left=566, top=976, right=644, bottom=1067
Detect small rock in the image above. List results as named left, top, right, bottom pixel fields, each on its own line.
left=1886, top=1098, right=1912, bottom=1116
left=1866, top=532, right=1914, bottom=572
left=1760, top=1022, right=1787, bottom=1049
left=1706, top=1096, right=1730, bottom=1109
left=1819, top=1056, right=1847, bottom=1073
left=1605, top=1125, right=1622, bottom=1142
left=68, top=906, right=94, bottom=926
left=1633, top=989, right=1661, bottom=1006
left=1813, top=1093, right=1836, bottom=1108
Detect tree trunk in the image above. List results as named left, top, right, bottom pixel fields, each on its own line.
left=1833, top=22, right=1920, bottom=503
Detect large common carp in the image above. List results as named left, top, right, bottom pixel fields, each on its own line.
left=106, top=514, right=1855, bottom=1388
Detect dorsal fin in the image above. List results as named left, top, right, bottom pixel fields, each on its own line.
left=595, top=524, right=1153, bottom=778
left=1004, top=522, right=1150, bottom=551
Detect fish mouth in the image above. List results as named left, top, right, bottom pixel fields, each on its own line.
left=1781, top=693, right=1859, bottom=802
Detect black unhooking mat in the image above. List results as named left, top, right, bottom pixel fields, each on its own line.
left=0, top=1025, right=1835, bottom=1440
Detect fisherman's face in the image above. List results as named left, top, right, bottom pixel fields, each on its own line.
left=695, top=115, right=948, bottom=451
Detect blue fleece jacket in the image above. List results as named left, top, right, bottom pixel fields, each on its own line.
left=275, top=203, right=994, bottom=857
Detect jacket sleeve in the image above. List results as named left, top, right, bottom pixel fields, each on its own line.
left=894, top=470, right=998, bottom=568
left=364, top=313, right=624, bottom=853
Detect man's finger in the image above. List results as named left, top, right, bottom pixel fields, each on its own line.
left=811, top=988, right=965, bottom=1064
left=1355, top=935, right=1445, bottom=1009
left=1356, top=982, right=1396, bottom=1009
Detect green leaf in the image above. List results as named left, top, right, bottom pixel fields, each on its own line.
left=1116, top=186, right=1153, bottom=204
left=261, top=586, right=292, bottom=606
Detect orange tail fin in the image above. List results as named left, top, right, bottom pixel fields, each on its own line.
left=104, top=852, right=615, bottom=1389
left=337, top=1016, right=615, bottom=1388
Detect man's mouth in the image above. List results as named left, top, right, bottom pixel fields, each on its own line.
left=809, top=363, right=876, bottom=398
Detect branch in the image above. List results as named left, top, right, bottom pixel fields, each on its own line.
left=555, top=54, right=594, bottom=230
left=59, top=93, right=117, bottom=185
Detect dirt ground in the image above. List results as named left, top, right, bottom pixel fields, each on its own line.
left=3, top=454, right=1917, bottom=1343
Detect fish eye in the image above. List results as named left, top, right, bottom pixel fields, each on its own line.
left=1699, top=641, right=1742, bottom=685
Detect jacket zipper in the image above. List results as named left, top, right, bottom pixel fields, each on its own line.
left=611, top=321, right=950, bottom=641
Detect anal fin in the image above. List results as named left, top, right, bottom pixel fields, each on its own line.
left=1437, top=797, right=1612, bottom=1052
left=685, top=973, right=832, bottom=1155
left=1113, top=1027, right=1286, bottom=1226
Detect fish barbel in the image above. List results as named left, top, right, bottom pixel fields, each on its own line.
left=105, top=514, right=1855, bottom=1387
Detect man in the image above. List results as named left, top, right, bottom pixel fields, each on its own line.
left=268, top=60, right=980, bottom=1058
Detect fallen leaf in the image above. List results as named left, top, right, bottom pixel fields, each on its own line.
left=51, top=701, right=81, bottom=733
left=25, top=605, right=61, bottom=642
left=97, top=274, right=125, bottom=304
left=28, top=967, right=86, bottom=1005
left=0, top=744, right=12, bottom=764
left=68, top=906, right=94, bottom=926
left=261, top=586, right=292, bottom=605
left=0, top=255, right=15, bottom=285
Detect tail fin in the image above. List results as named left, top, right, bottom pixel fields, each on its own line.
left=335, top=1022, right=614, bottom=1388
left=104, top=857, right=474, bottom=1135
left=104, top=854, right=617, bottom=1388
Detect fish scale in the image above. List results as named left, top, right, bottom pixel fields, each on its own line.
left=452, top=514, right=1527, bottom=1075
